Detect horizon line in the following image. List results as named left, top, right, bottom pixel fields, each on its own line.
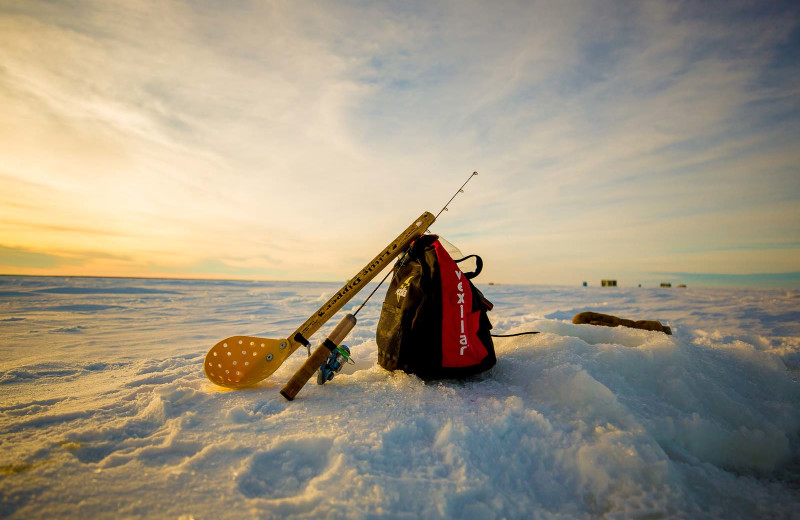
left=2, top=272, right=798, bottom=290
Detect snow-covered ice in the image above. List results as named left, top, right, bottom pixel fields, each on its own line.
left=1, top=276, right=799, bottom=519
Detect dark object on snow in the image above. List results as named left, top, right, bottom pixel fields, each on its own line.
left=601, top=279, right=617, bottom=287
left=572, top=311, right=672, bottom=335
left=376, top=235, right=496, bottom=379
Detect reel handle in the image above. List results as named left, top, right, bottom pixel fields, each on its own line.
left=280, top=314, right=357, bottom=401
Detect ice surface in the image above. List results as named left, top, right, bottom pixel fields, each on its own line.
left=1, top=276, right=798, bottom=519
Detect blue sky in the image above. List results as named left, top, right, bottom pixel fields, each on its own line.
left=0, top=0, right=798, bottom=287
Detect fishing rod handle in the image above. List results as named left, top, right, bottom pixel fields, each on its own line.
left=280, top=313, right=357, bottom=401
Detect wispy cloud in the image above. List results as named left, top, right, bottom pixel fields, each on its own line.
left=0, top=0, right=798, bottom=285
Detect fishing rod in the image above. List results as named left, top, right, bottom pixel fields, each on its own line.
left=279, top=172, right=479, bottom=399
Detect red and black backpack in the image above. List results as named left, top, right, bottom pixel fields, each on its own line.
left=376, top=234, right=495, bottom=379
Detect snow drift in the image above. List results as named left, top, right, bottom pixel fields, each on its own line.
left=1, top=277, right=798, bottom=519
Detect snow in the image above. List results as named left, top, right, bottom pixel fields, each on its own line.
left=1, top=275, right=799, bottom=519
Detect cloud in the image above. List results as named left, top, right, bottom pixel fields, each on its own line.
left=0, top=0, right=798, bottom=285
left=0, top=244, right=130, bottom=273
left=0, top=245, right=66, bottom=269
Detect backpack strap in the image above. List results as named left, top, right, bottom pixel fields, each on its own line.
left=453, top=254, right=482, bottom=279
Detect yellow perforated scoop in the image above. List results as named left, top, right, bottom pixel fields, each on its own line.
left=204, top=336, right=290, bottom=387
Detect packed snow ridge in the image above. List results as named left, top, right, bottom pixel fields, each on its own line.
left=1, top=276, right=799, bottom=519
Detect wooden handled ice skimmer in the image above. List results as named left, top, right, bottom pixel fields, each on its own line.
left=203, top=172, right=478, bottom=399
left=204, top=211, right=436, bottom=391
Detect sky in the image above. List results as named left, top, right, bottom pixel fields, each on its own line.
left=1, top=0, right=798, bottom=287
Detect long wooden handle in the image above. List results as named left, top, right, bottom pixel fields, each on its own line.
left=280, top=314, right=357, bottom=401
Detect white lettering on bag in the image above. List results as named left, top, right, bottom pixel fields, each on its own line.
left=456, top=269, right=468, bottom=355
